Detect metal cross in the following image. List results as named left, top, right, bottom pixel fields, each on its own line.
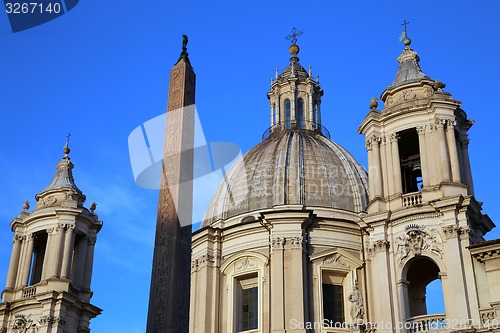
left=286, top=27, right=303, bottom=44
left=401, top=20, right=410, bottom=35
left=66, top=132, right=71, bottom=145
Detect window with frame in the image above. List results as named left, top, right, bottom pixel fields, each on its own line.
left=297, top=98, right=305, bottom=129
left=236, top=275, right=258, bottom=331
left=323, top=283, right=344, bottom=324
left=284, top=99, right=291, bottom=130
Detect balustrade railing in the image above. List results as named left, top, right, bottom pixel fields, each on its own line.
left=406, top=314, right=447, bottom=333
left=21, top=286, right=37, bottom=299
left=262, top=120, right=330, bottom=140
left=402, top=191, right=422, bottom=208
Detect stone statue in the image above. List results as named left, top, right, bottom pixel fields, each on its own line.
left=348, top=281, right=364, bottom=321
left=182, top=34, right=188, bottom=50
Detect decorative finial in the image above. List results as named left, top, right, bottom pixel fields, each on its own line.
left=90, top=202, right=97, bottom=214
left=275, top=67, right=279, bottom=79
left=316, top=74, right=320, bottom=84
left=399, top=20, right=411, bottom=46
left=286, top=27, right=303, bottom=44
left=286, top=27, right=302, bottom=56
left=64, top=132, right=71, bottom=156
left=369, top=97, right=379, bottom=110
left=308, top=65, right=312, bottom=77
left=433, top=79, right=446, bottom=91
left=23, top=200, right=30, bottom=212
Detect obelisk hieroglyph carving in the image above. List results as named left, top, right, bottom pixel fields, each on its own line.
left=146, top=35, right=195, bottom=333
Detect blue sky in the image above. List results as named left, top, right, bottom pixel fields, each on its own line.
left=0, top=1, right=499, bottom=331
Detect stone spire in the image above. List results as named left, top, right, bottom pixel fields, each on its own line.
left=146, top=35, right=196, bottom=333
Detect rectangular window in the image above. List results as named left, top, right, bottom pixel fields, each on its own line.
left=237, top=275, right=258, bottom=331
left=323, top=283, right=344, bottom=324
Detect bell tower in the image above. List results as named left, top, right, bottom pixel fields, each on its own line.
left=358, top=32, right=496, bottom=332
left=359, top=36, right=475, bottom=212
left=0, top=142, right=103, bottom=333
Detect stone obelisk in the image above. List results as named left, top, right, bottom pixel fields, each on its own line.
left=146, top=35, right=195, bottom=333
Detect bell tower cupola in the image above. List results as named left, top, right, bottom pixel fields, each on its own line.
left=359, top=32, right=476, bottom=213
left=267, top=28, right=325, bottom=137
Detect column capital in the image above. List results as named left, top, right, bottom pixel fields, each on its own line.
left=461, top=137, right=470, bottom=147
left=446, top=119, right=457, bottom=129
left=416, top=125, right=426, bottom=135
left=271, top=236, right=286, bottom=251
left=434, top=118, right=446, bottom=128
left=12, top=234, right=23, bottom=244
left=88, top=236, right=97, bottom=246
left=390, top=133, right=400, bottom=143
left=290, top=236, right=304, bottom=250
left=442, top=225, right=460, bottom=239
left=65, top=224, right=76, bottom=232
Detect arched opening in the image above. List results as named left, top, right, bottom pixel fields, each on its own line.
left=284, top=99, right=291, bottom=130
left=399, top=128, right=423, bottom=193
left=273, top=104, right=277, bottom=125
left=405, top=256, right=445, bottom=318
left=297, top=98, right=305, bottom=129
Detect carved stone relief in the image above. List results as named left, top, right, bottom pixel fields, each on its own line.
left=396, top=224, right=443, bottom=264
left=323, top=253, right=350, bottom=269
left=11, top=314, right=40, bottom=333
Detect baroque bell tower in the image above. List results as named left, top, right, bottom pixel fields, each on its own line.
left=0, top=142, right=103, bottom=333
left=358, top=30, right=497, bottom=332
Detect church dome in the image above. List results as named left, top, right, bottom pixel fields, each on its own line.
left=202, top=130, right=369, bottom=226
left=202, top=39, right=369, bottom=227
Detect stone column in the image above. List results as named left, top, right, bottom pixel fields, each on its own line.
left=416, top=126, right=428, bottom=187
left=286, top=236, right=306, bottom=329
left=60, top=225, right=76, bottom=279
left=5, top=234, right=23, bottom=290
left=317, top=101, right=322, bottom=127
left=436, top=119, right=451, bottom=182
left=20, top=234, right=34, bottom=287
left=49, top=225, right=65, bottom=278
left=308, top=90, right=314, bottom=127
left=366, top=139, right=375, bottom=199
left=82, top=236, right=96, bottom=290
left=270, top=104, right=274, bottom=127
left=390, top=133, right=403, bottom=194
left=275, top=93, right=280, bottom=124
left=424, top=124, right=437, bottom=186
left=270, top=237, right=285, bottom=333
left=385, top=137, right=395, bottom=194
left=460, top=137, right=474, bottom=195
left=371, top=136, right=383, bottom=197
left=41, top=228, right=55, bottom=280
left=290, top=88, right=296, bottom=123
left=446, top=120, right=461, bottom=183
